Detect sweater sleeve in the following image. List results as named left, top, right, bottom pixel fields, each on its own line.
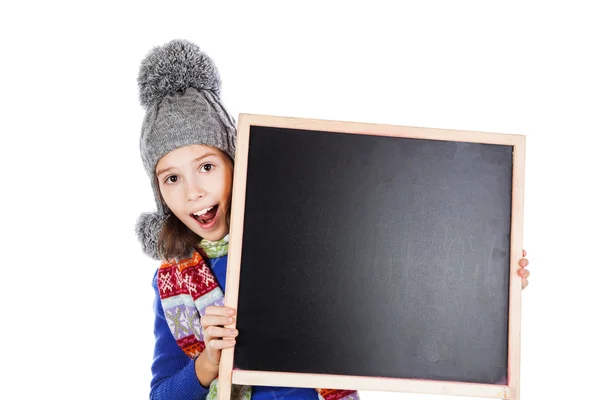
left=150, top=270, right=210, bottom=400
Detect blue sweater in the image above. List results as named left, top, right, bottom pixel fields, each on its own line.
left=150, top=253, right=319, bottom=400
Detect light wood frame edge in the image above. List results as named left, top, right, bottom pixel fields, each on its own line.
left=218, top=113, right=525, bottom=400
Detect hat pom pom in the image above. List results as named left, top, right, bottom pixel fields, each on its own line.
left=137, top=39, right=222, bottom=109
left=135, top=211, right=168, bottom=260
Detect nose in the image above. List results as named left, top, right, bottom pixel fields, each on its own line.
left=186, top=177, right=206, bottom=201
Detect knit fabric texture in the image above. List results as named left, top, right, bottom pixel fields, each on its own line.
left=199, top=234, right=230, bottom=258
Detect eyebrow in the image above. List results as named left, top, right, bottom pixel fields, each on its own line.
left=156, top=152, right=219, bottom=177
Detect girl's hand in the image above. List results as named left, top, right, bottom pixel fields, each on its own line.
left=517, top=249, right=530, bottom=290
left=201, top=306, right=238, bottom=366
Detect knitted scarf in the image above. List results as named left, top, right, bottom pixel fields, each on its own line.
left=157, top=235, right=360, bottom=400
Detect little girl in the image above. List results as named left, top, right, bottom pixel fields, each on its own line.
left=135, top=39, right=531, bottom=400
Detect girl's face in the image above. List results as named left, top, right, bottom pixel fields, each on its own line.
left=156, top=144, right=234, bottom=242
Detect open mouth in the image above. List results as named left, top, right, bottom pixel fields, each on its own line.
left=191, top=204, right=219, bottom=228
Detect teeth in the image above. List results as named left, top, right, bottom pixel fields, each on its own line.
left=193, top=206, right=214, bottom=216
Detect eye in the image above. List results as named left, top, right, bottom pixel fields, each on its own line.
left=165, top=175, right=179, bottom=184
left=200, top=163, right=214, bottom=172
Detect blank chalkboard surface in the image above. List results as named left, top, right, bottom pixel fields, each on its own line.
left=219, top=114, right=525, bottom=400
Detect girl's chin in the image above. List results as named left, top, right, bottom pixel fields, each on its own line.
left=190, top=220, right=227, bottom=241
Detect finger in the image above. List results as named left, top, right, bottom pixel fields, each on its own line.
left=205, top=326, right=239, bottom=340
left=205, top=306, right=236, bottom=317
left=519, top=258, right=529, bottom=268
left=522, top=279, right=529, bottom=289
left=522, top=249, right=527, bottom=257
left=208, top=339, right=237, bottom=351
left=201, top=315, right=235, bottom=329
left=517, top=269, right=530, bottom=278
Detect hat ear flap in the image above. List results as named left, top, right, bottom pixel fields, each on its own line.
left=136, top=211, right=168, bottom=260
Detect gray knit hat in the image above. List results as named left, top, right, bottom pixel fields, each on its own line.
left=135, top=39, right=237, bottom=260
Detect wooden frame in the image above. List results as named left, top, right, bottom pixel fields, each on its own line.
left=218, top=114, right=525, bottom=400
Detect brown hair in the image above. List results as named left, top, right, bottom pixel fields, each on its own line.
left=158, top=213, right=201, bottom=260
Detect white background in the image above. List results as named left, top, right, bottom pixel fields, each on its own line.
left=1, top=1, right=598, bottom=399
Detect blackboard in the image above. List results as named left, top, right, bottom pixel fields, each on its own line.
left=219, top=114, right=525, bottom=400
